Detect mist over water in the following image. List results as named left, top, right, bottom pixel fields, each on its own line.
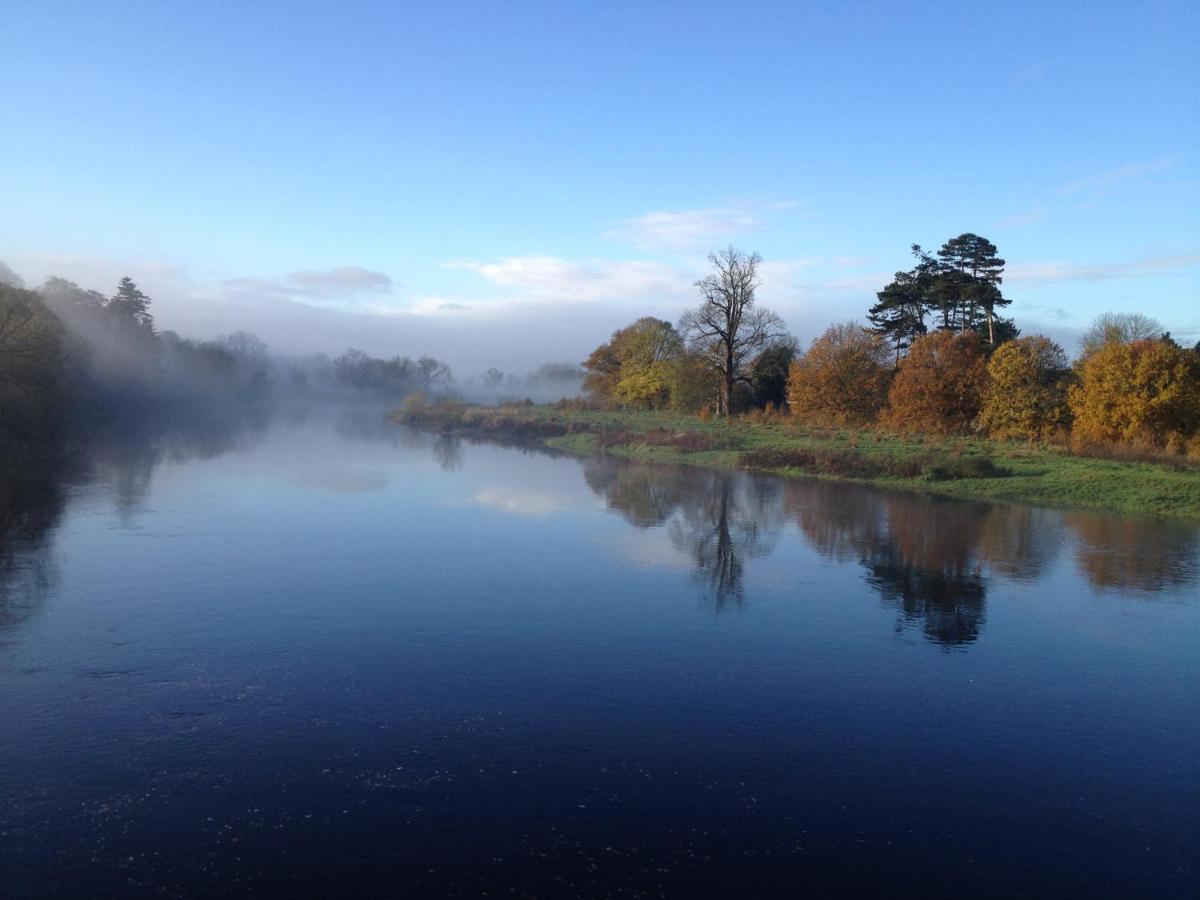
left=1, top=409, right=1197, bottom=896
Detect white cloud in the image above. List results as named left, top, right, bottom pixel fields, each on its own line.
left=405, top=296, right=486, bottom=317
left=472, top=487, right=572, bottom=517
left=604, top=207, right=763, bottom=251
left=451, top=255, right=692, bottom=304
left=1007, top=251, right=1200, bottom=285
left=1057, top=159, right=1176, bottom=198
left=222, top=266, right=394, bottom=308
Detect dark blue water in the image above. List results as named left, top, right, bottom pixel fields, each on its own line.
left=2, top=409, right=1198, bottom=897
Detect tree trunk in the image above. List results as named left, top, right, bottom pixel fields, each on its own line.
left=721, top=344, right=735, bottom=416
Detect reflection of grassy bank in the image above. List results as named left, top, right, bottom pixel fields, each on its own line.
left=393, top=402, right=1200, bottom=519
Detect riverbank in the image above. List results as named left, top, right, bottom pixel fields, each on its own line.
left=392, top=402, right=1200, bottom=519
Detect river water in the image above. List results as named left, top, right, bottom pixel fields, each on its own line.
left=1, top=407, right=1197, bottom=896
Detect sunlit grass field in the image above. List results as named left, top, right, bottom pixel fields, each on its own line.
left=398, top=403, right=1200, bottom=519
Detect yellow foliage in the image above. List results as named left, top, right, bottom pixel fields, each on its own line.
left=977, top=336, right=1069, bottom=439
left=1068, top=339, right=1200, bottom=447
left=611, top=363, right=672, bottom=408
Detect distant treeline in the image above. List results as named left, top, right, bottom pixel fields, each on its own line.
left=579, top=237, right=1200, bottom=458
left=0, top=270, right=461, bottom=450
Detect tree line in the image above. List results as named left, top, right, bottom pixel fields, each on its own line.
left=581, top=237, right=1200, bottom=457
left=0, top=268, right=456, bottom=450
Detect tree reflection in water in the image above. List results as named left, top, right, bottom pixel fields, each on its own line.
left=0, top=409, right=275, bottom=639
left=584, top=459, right=782, bottom=611
left=585, top=458, right=1199, bottom=647
left=1064, top=512, right=1200, bottom=593
left=787, top=482, right=995, bottom=646
left=0, top=450, right=74, bottom=640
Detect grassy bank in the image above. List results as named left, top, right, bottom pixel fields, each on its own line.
left=394, top=402, right=1200, bottom=519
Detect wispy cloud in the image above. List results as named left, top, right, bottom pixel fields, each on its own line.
left=1057, top=159, right=1176, bottom=198
left=1015, top=59, right=1055, bottom=83
left=223, top=266, right=394, bottom=309
left=449, top=255, right=692, bottom=303
left=1007, top=251, right=1200, bottom=285
left=999, top=158, right=1178, bottom=228
left=603, top=207, right=763, bottom=251
left=996, top=207, right=1048, bottom=228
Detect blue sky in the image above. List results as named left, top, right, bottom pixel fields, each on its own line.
left=2, top=0, right=1197, bottom=370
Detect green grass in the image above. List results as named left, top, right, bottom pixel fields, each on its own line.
left=394, top=403, right=1200, bottom=519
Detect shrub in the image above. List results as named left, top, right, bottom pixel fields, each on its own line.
left=740, top=447, right=1005, bottom=481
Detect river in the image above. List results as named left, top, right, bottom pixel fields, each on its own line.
left=1, top=407, right=1197, bottom=896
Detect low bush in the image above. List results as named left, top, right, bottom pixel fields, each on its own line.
left=594, top=428, right=720, bottom=453
left=740, top=447, right=1006, bottom=481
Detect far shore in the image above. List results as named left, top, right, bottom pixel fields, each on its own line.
left=393, top=401, right=1200, bottom=520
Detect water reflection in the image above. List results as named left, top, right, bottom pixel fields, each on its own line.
left=0, top=409, right=276, bottom=638
left=2, top=415, right=1198, bottom=648
left=1065, top=513, right=1200, bottom=593
left=0, top=451, right=73, bottom=639
left=788, top=484, right=997, bottom=646
left=585, top=462, right=1200, bottom=645
left=585, top=459, right=783, bottom=610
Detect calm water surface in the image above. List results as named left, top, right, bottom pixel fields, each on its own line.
left=1, top=409, right=1198, bottom=897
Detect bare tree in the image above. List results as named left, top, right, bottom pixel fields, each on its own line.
left=1079, top=312, right=1163, bottom=359
left=679, top=246, right=786, bottom=416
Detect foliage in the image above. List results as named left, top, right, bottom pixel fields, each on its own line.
left=868, top=254, right=931, bottom=363
left=787, top=323, right=892, bottom=425
left=1068, top=338, right=1200, bottom=447
left=869, top=235, right=1009, bottom=354
left=884, top=331, right=988, bottom=433
left=934, top=233, right=1008, bottom=343
left=582, top=317, right=682, bottom=408
left=611, top=363, right=674, bottom=408
left=747, top=338, right=798, bottom=409
left=107, top=276, right=155, bottom=333
left=0, top=284, right=67, bottom=442
left=666, top=350, right=715, bottom=413
left=977, top=336, right=1070, bottom=439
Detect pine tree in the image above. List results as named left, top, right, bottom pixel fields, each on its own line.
left=867, top=245, right=934, bottom=363
left=935, top=234, right=1007, bottom=343
left=107, top=276, right=154, bottom=332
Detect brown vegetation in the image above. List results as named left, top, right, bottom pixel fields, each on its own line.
left=883, top=332, right=988, bottom=433
left=787, top=323, right=891, bottom=425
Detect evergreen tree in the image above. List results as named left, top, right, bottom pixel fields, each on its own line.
left=868, top=270, right=927, bottom=364
left=107, top=276, right=155, bottom=332
left=935, top=233, right=1007, bottom=343
left=867, top=245, right=935, bottom=363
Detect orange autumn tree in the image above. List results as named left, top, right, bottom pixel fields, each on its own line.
left=884, top=331, right=988, bottom=433
left=976, top=336, right=1070, bottom=439
left=787, top=323, right=892, bottom=424
left=1068, top=338, right=1200, bottom=447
